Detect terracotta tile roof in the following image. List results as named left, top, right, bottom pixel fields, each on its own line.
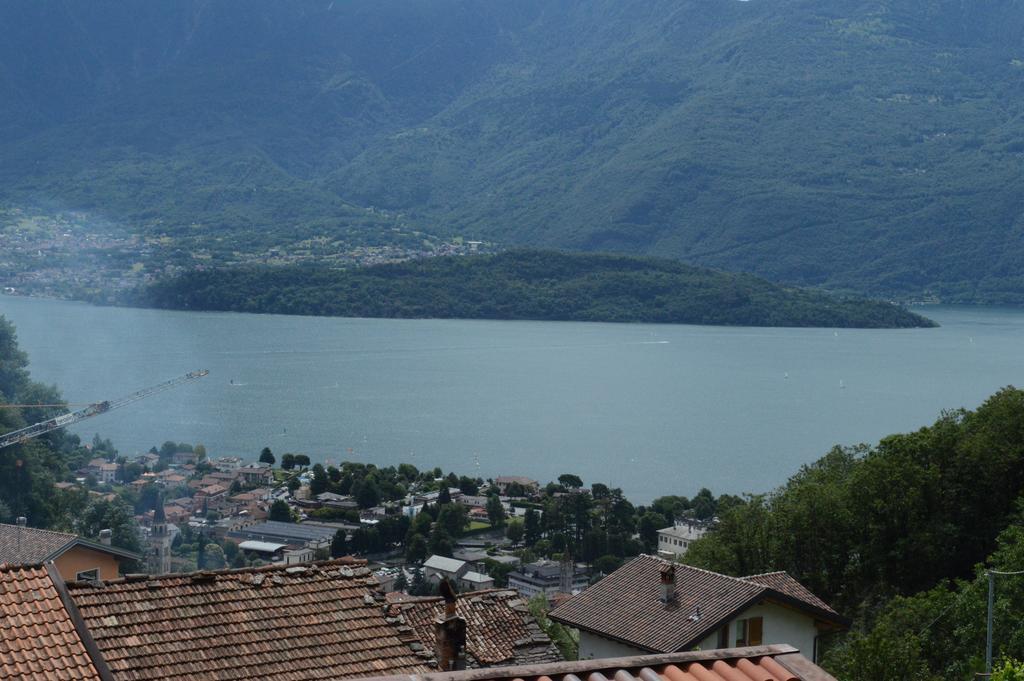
left=66, top=559, right=431, bottom=681
left=0, top=523, right=77, bottom=564
left=353, top=645, right=837, bottom=681
left=740, top=572, right=836, bottom=615
left=549, top=555, right=846, bottom=653
left=385, top=590, right=562, bottom=667
left=0, top=563, right=107, bottom=680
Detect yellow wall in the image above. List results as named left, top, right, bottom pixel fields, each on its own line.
left=53, top=546, right=122, bottom=581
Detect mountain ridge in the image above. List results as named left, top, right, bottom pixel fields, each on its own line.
left=3, top=0, right=1024, bottom=301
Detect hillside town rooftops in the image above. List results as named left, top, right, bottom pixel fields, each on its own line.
left=384, top=589, right=561, bottom=668
left=226, top=520, right=337, bottom=545
left=65, top=559, right=429, bottom=680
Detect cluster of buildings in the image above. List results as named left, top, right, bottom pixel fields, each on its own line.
left=0, top=546, right=845, bottom=680
left=1, top=455, right=850, bottom=679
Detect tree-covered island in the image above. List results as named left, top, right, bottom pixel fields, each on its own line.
left=127, top=250, right=935, bottom=329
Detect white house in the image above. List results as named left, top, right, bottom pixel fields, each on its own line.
left=656, top=521, right=707, bottom=559
left=549, top=555, right=848, bottom=664
left=422, top=554, right=469, bottom=584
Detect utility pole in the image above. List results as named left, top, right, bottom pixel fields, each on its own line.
left=987, top=570, right=994, bottom=675
left=985, top=568, right=1024, bottom=676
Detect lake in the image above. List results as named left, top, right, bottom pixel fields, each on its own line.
left=1, top=296, right=1021, bottom=502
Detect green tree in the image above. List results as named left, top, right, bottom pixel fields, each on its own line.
left=428, top=526, right=454, bottom=557
left=356, top=478, right=381, bottom=508
left=639, top=511, right=669, bottom=552
left=524, top=508, right=542, bottom=546
left=506, top=518, right=524, bottom=546
left=259, top=447, right=275, bottom=465
left=528, top=594, right=578, bottom=660
left=593, top=554, right=623, bottom=575
left=281, top=453, right=296, bottom=470
left=310, top=464, right=329, bottom=496
left=76, top=498, right=141, bottom=553
left=293, top=454, right=310, bottom=468
left=331, top=529, right=348, bottom=557
left=437, top=504, right=467, bottom=537
left=994, top=660, right=1024, bottom=681
left=406, top=533, right=428, bottom=564
left=409, top=566, right=430, bottom=596
left=269, top=499, right=293, bottom=522
left=204, top=543, right=226, bottom=569
left=692, top=488, right=716, bottom=520
left=558, top=473, right=583, bottom=490
left=487, top=494, right=506, bottom=527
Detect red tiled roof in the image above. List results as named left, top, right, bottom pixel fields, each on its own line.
left=353, top=645, right=836, bottom=681
left=549, top=556, right=846, bottom=653
left=0, top=564, right=106, bottom=680
left=385, top=590, right=562, bottom=667
left=66, top=559, right=431, bottom=681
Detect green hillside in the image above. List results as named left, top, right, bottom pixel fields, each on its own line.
left=127, top=250, right=935, bottom=328
left=3, top=1, right=1024, bottom=300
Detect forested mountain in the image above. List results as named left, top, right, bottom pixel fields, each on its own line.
left=127, top=250, right=935, bottom=328
left=3, top=1, right=1024, bottom=300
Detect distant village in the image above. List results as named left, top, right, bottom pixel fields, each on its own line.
left=0, top=440, right=848, bottom=680
left=56, top=446, right=709, bottom=601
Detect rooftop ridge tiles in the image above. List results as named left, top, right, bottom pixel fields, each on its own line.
left=392, top=588, right=520, bottom=605
left=640, top=555, right=768, bottom=591
left=738, top=571, right=789, bottom=579
left=66, top=557, right=371, bottom=589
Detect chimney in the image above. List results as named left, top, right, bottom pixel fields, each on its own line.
left=659, top=563, right=676, bottom=603
left=434, top=578, right=466, bottom=671
left=16, top=516, right=26, bottom=558
left=99, top=529, right=112, bottom=546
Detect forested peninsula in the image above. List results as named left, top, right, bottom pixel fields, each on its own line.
left=129, top=251, right=934, bottom=329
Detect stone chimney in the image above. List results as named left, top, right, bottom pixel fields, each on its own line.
left=16, top=516, right=26, bottom=557
left=434, top=578, right=466, bottom=671
left=99, top=529, right=112, bottom=546
left=659, top=563, right=676, bottom=603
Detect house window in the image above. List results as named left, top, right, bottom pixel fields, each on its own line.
left=76, top=568, right=99, bottom=582
left=735, top=616, right=763, bottom=646
left=716, top=625, right=729, bottom=648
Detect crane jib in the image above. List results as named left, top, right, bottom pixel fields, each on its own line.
left=0, top=369, right=209, bottom=450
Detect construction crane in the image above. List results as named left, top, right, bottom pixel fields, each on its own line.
left=0, top=369, right=209, bottom=450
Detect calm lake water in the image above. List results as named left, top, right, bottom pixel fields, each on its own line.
left=1, top=296, right=1022, bottom=502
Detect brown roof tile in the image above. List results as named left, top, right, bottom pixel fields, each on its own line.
left=549, top=556, right=845, bottom=653
left=66, top=559, right=431, bottom=681
left=386, top=590, right=562, bottom=667
left=740, top=572, right=836, bottom=616
left=0, top=564, right=104, bottom=680
left=0, top=523, right=77, bottom=564
left=353, top=645, right=836, bottom=681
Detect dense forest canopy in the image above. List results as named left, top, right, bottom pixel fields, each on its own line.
left=3, top=0, right=1024, bottom=300
left=685, top=387, right=1024, bottom=679
left=127, top=250, right=935, bottom=328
